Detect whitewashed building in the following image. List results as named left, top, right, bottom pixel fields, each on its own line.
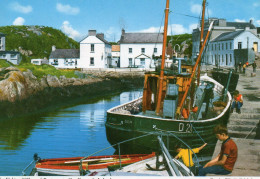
left=79, top=30, right=111, bottom=69
left=192, top=18, right=260, bottom=66
left=49, top=46, right=80, bottom=69
left=31, top=58, right=49, bottom=65
left=205, top=30, right=260, bottom=66
left=111, top=45, right=120, bottom=67
left=0, top=32, right=22, bottom=65
left=119, top=29, right=163, bottom=69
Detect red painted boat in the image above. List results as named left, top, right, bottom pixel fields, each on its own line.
left=33, top=153, right=155, bottom=176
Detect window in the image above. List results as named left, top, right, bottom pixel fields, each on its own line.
left=129, top=58, right=133, bottom=66
left=91, top=44, right=94, bottom=52
left=230, top=54, right=232, bottom=63
left=52, top=59, right=58, bottom=65
left=215, top=44, right=217, bottom=51
left=238, top=42, right=242, bottom=49
left=222, top=43, right=224, bottom=50
left=230, top=42, right=232, bottom=49
left=212, top=44, right=213, bottom=51
left=141, top=48, right=145, bottom=53
left=154, top=48, right=157, bottom=53
left=90, top=57, right=94, bottom=65
left=219, top=44, right=220, bottom=50
left=226, top=54, right=228, bottom=65
left=140, top=58, right=145, bottom=66
left=226, top=43, right=228, bottom=50
left=11, top=54, right=16, bottom=58
left=222, top=55, right=224, bottom=62
left=129, top=48, right=132, bottom=53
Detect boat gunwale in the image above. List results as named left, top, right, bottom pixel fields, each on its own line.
left=106, top=74, right=231, bottom=124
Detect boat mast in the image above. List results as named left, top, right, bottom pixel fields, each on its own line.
left=197, top=0, right=206, bottom=86
left=155, top=0, right=170, bottom=115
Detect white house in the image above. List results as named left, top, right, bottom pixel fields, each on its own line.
left=119, top=29, right=163, bottom=69
left=49, top=46, right=80, bottom=69
left=79, top=30, right=111, bottom=69
left=0, top=32, right=22, bottom=65
left=192, top=18, right=260, bottom=66
left=31, top=58, right=49, bottom=65
left=203, top=30, right=260, bottom=66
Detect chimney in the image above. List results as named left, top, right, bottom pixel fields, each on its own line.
left=97, top=33, right=104, bottom=39
left=122, top=29, right=125, bottom=35
left=249, top=19, right=253, bottom=24
left=52, top=45, right=56, bottom=51
left=88, top=30, right=96, bottom=36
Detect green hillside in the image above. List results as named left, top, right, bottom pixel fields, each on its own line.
left=0, top=25, right=79, bottom=63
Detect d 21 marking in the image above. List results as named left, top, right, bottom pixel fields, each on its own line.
left=179, top=123, right=192, bottom=133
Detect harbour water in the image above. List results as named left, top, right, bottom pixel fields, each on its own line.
left=0, top=89, right=142, bottom=176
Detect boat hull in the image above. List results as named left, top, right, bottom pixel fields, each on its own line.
left=105, top=75, right=231, bottom=161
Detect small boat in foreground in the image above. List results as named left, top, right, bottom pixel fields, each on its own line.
left=30, top=153, right=155, bottom=176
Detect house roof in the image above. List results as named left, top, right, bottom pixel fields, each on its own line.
left=49, top=49, right=80, bottom=59
left=119, top=33, right=163, bottom=44
left=96, top=34, right=110, bottom=44
left=112, top=45, right=120, bottom=52
left=226, top=22, right=255, bottom=29
left=0, top=51, right=20, bottom=55
left=212, top=30, right=245, bottom=42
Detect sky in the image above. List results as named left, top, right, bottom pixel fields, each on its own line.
left=0, top=0, right=259, bottom=42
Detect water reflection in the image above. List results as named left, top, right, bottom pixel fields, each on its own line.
left=0, top=90, right=142, bottom=176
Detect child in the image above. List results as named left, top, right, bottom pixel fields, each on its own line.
left=175, top=143, right=207, bottom=174
left=198, top=125, right=238, bottom=176
left=231, top=90, right=243, bottom=114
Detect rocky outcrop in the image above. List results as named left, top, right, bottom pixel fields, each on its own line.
left=0, top=67, right=144, bottom=118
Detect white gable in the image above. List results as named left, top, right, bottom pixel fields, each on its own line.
left=80, top=36, right=104, bottom=44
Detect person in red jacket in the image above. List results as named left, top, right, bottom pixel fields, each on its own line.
left=198, top=125, right=238, bottom=176
left=231, top=90, right=243, bottom=114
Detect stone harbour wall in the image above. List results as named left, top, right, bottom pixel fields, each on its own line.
left=0, top=67, right=144, bottom=118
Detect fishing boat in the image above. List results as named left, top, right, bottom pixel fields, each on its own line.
left=105, top=0, right=232, bottom=161
left=30, top=153, right=155, bottom=176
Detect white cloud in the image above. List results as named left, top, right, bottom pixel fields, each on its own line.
left=253, top=3, right=260, bottom=7
left=191, top=4, right=202, bottom=15
left=10, top=2, right=32, bottom=14
left=190, top=4, right=212, bottom=16
left=61, top=21, right=82, bottom=41
left=256, top=20, right=260, bottom=26
left=13, top=17, right=25, bottom=25
left=56, top=3, right=80, bottom=15
left=104, top=27, right=121, bottom=42
left=139, top=23, right=197, bottom=35
left=234, top=19, right=246, bottom=22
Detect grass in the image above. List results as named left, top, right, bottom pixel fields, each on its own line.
left=0, top=59, right=12, bottom=68
left=17, top=63, right=78, bottom=79
left=1, top=58, right=79, bottom=79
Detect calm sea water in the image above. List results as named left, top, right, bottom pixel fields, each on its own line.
left=0, top=90, right=142, bottom=176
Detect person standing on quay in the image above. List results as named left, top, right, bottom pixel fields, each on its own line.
left=252, top=61, right=257, bottom=73
left=238, top=62, right=242, bottom=73
left=198, top=125, right=238, bottom=176
left=231, top=90, right=243, bottom=114
left=242, top=63, right=246, bottom=74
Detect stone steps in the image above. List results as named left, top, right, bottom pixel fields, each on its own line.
left=229, top=113, right=260, bottom=119
left=228, top=118, right=259, bottom=126
left=228, top=130, right=256, bottom=139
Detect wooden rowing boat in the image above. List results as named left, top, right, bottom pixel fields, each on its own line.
left=33, top=153, right=155, bottom=176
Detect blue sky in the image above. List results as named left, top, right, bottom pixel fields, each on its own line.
left=1, top=0, right=259, bottom=42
